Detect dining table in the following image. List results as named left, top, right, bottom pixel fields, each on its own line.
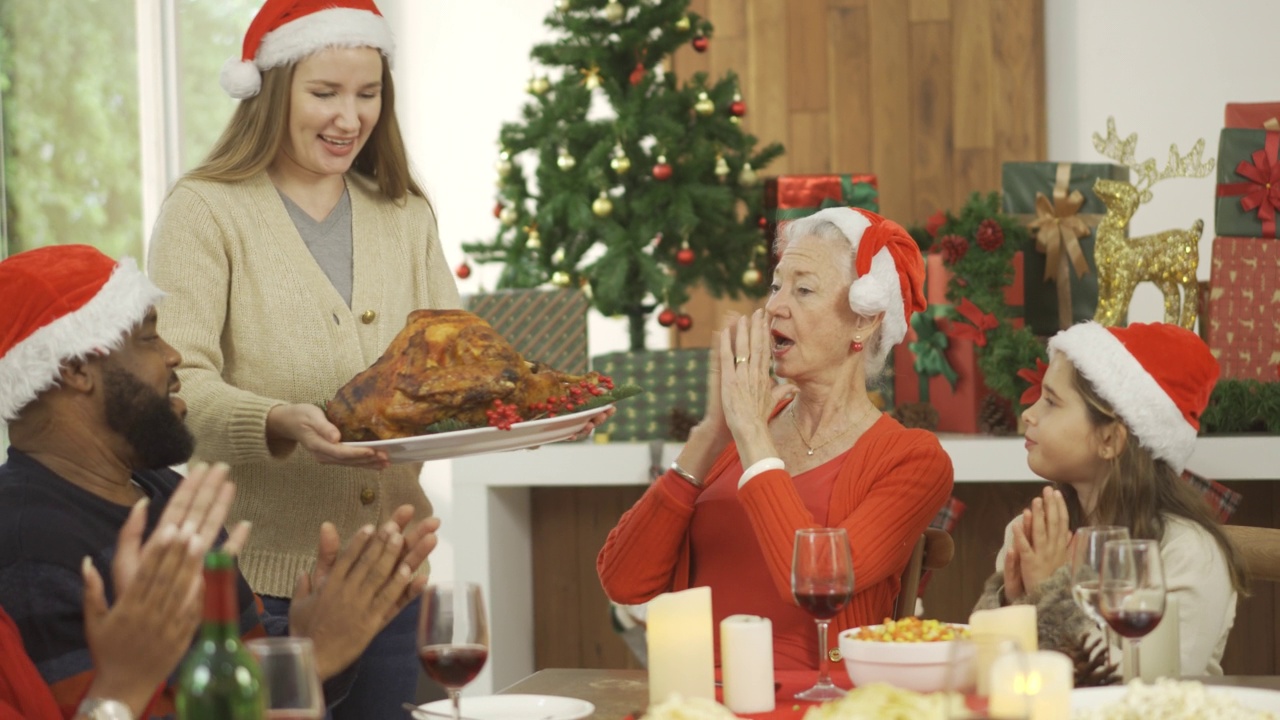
left=498, top=668, right=1280, bottom=719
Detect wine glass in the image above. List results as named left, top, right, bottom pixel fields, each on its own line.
left=1070, top=526, right=1130, bottom=662
left=1098, top=539, right=1166, bottom=680
left=418, top=583, right=490, bottom=720
left=245, top=637, right=325, bottom=720
left=791, top=528, right=855, bottom=702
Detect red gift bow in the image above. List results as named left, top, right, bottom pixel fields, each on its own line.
left=1018, top=358, right=1049, bottom=405
left=939, top=298, right=998, bottom=347
left=1216, top=129, right=1280, bottom=236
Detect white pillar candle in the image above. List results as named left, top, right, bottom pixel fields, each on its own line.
left=969, top=606, right=1038, bottom=695
left=1123, top=594, right=1180, bottom=681
left=719, top=615, right=775, bottom=713
left=647, top=587, right=715, bottom=705
left=989, top=650, right=1072, bottom=720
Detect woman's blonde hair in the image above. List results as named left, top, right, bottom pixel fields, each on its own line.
left=188, top=54, right=425, bottom=204
left=1058, top=363, right=1248, bottom=594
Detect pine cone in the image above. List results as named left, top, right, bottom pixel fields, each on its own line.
left=939, top=234, right=969, bottom=264
left=668, top=407, right=699, bottom=442
left=976, top=219, right=1005, bottom=251
left=979, top=393, right=1016, bottom=435
left=1066, top=633, right=1122, bottom=688
left=890, top=402, right=939, bottom=431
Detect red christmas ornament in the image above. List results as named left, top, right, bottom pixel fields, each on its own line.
left=629, top=62, right=646, bottom=86
left=652, top=162, right=673, bottom=181
left=676, top=314, right=693, bottom=331
left=691, top=35, right=709, bottom=52
left=455, top=262, right=472, bottom=279
left=492, top=202, right=503, bottom=218
left=676, top=247, right=696, bottom=266
left=976, top=218, right=1005, bottom=251
left=657, top=309, right=677, bottom=327
left=729, top=100, right=746, bottom=117
left=757, top=216, right=769, bottom=229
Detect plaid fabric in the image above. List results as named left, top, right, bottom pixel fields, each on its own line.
left=918, top=496, right=966, bottom=597
left=1182, top=470, right=1243, bottom=523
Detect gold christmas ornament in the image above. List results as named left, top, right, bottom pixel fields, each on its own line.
left=742, top=267, right=762, bottom=287
left=610, top=145, right=631, bottom=174
left=592, top=191, right=614, bottom=218
left=713, top=153, right=730, bottom=180
left=551, top=271, right=573, bottom=287
left=675, top=14, right=691, bottom=31
left=1091, top=117, right=1214, bottom=329
left=498, top=206, right=518, bottom=226
left=738, top=162, right=758, bottom=186
left=581, top=65, right=602, bottom=90
left=529, top=76, right=550, bottom=95
left=556, top=147, right=576, bottom=171
left=603, top=0, right=624, bottom=22
left=579, top=277, right=594, bottom=300
left=555, top=0, right=571, bottom=11
left=552, top=247, right=566, bottom=264
left=494, top=151, right=512, bottom=178
left=526, top=229, right=542, bottom=250
left=694, top=91, right=715, bottom=117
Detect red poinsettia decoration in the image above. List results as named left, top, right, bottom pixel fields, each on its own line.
left=939, top=234, right=969, bottom=264
left=976, top=219, right=1005, bottom=251
left=1017, top=358, right=1050, bottom=405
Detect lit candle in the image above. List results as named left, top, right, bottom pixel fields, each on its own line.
left=969, top=606, right=1038, bottom=695
left=720, top=615, right=774, bottom=713
left=989, top=650, right=1072, bottom=720
left=647, top=587, right=715, bottom=704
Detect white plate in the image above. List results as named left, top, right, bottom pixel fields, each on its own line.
left=1071, top=684, right=1280, bottom=713
left=343, top=404, right=610, bottom=464
left=417, top=694, right=595, bottom=720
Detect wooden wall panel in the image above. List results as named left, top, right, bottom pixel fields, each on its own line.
left=676, top=0, right=1046, bottom=348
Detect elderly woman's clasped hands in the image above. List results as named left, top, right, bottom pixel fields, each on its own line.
left=1003, top=485, right=1076, bottom=602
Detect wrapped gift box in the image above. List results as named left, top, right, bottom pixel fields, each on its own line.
left=591, top=349, right=709, bottom=441
left=1214, top=128, right=1280, bottom=239
left=1001, top=162, right=1129, bottom=335
left=465, top=288, right=590, bottom=374
left=893, top=305, right=988, bottom=434
left=927, top=251, right=1026, bottom=328
left=1225, top=102, right=1280, bottom=129
left=763, top=174, right=879, bottom=251
left=1205, top=237, right=1280, bottom=380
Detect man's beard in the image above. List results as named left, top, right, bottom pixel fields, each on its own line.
left=103, top=366, right=195, bottom=469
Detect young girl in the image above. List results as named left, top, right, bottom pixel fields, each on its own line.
left=973, top=321, right=1247, bottom=676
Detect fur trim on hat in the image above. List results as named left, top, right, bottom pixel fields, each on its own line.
left=256, top=8, right=395, bottom=71
left=1049, top=322, right=1198, bottom=473
left=220, top=58, right=263, bottom=100
left=0, top=259, right=164, bottom=422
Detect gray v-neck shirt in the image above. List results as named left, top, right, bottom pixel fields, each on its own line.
left=278, top=187, right=354, bottom=307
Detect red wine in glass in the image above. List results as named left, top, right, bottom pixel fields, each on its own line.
left=419, top=644, right=489, bottom=689
left=794, top=588, right=853, bottom=620
left=1102, top=609, right=1163, bottom=639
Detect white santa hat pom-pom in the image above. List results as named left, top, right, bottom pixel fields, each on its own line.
left=848, top=249, right=907, bottom=348
left=220, top=57, right=262, bottom=99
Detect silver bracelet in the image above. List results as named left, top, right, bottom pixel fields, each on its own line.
left=669, top=461, right=702, bottom=488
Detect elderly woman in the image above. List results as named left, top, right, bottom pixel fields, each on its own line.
left=597, top=207, right=955, bottom=674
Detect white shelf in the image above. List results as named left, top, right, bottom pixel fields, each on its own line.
left=450, top=434, right=1278, bottom=695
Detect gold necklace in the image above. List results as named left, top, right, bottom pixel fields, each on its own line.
left=788, top=402, right=870, bottom=456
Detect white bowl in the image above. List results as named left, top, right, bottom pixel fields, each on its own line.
left=838, top=624, right=972, bottom=693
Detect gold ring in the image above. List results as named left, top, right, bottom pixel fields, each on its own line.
left=735, top=356, right=749, bottom=365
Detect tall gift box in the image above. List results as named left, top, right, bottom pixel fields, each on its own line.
left=1224, top=102, right=1280, bottom=129
left=764, top=174, right=879, bottom=247
left=892, top=255, right=991, bottom=434
left=591, top=349, right=709, bottom=441
left=1001, top=162, right=1129, bottom=335
left=1214, top=126, right=1280, bottom=238
left=1205, top=237, right=1280, bottom=380
left=465, top=288, right=590, bottom=373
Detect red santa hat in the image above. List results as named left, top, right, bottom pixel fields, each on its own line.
left=1048, top=321, right=1219, bottom=473
left=779, top=207, right=928, bottom=352
left=0, top=245, right=164, bottom=422
left=221, top=0, right=395, bottom=99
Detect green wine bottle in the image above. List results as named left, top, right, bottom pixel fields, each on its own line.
left=176, top=550, right=265, bottom=719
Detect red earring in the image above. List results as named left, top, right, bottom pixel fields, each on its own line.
left=851, top=336, right=863, bottom=352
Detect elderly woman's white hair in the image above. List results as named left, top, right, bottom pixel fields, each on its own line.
left=777, top=207, right=928, bottom=376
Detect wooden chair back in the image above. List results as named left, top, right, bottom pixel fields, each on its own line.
left=893, top=528, right=955, bottom=619
left=1224, top=525, right=1280, bottom=584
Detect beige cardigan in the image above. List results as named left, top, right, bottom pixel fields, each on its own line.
left=148, top=171, right=460, bottom=597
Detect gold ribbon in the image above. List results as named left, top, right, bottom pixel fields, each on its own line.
left=1016, top=162, right=1104, bottom=329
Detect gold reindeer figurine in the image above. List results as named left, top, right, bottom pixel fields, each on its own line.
left=1091, top=117, right=1215, bottom=329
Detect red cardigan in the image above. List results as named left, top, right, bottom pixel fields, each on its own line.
left=0, top=607, right=63, bottom=720
left=597, top=414, right=954, bottom=643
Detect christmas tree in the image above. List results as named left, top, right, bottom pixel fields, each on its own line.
left=461, top=0, right=784, bottom=351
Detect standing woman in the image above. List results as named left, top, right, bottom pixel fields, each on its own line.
left=147, top=0, right=459, bottom=715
